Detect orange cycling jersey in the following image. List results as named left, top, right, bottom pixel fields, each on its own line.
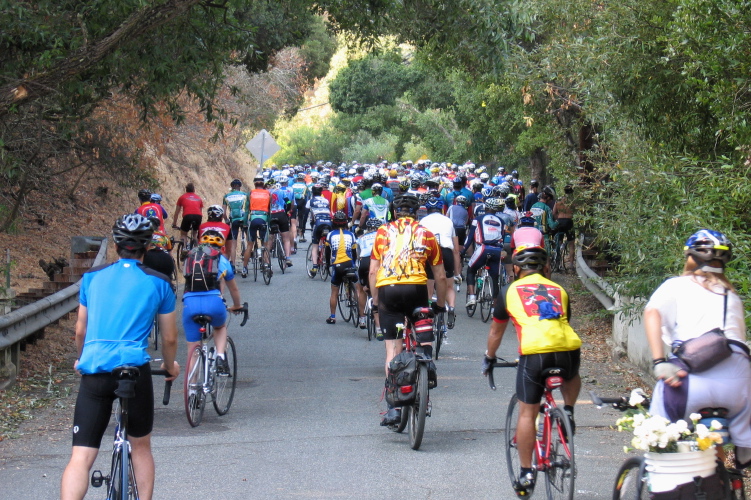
left=249, top=189, right=271, bottom=213
left=371, top=218, right=442, bottom=287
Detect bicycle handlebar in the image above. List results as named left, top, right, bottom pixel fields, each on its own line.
left=239, top=302, right=249, bottom=327
left=487, top=359, right=519, bottom=391
left=151, top=369, right=173, bottom=405
left=589, top=390, right=650, bottom=411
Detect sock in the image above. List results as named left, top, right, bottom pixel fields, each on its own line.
left=520, top=467, right=534, bottom=476
left=217, top=353, right=225, bottom=360
left=330, top=314, right=335, bottom=319
left=564, top=405, right=574, bottom=415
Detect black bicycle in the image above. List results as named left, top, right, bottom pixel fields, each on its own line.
left=90, top=366, right=172, bottom=500
left=337, top=268, right=359, bottom=325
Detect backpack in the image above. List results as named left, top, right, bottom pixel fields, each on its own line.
left=184, top=244, right=222, bottom=292
left=385, top=352, right=418, bottom=407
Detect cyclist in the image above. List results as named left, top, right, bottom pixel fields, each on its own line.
left=419, top=198, right=460, bottom=329
left=482, top=243, right=581, bottom=495
left=222, top=179, right=250, bottom=270
left=523, top=179, right=540, bottom=212
left=173, top=183, right=203, bottom=254
left=464, top=197, right=507, bottom=306
left=61, top=214, right=179, bottom=500
left=198, top=205, right=231, bottom=243
left=143, top=216, right=175, bottom=281
left=551, top=185, right=575, bottom=272
left=268, top=178, right=294, bottom=268
left=324, top=211, right=358, bottom=324
left=369, top=193, right=447, bottom=426
left=307, top=184, right=332, bottom=277
left=530, top=189, right=558, bottom=254
left=241, top=176, right=272, bottom=277
left=446, top=194, right=469, bottom=251
left=644, top=230, right=751, bottom=467
left=358, top=182, right=391, bottom=227
left=135, top=189, right=166, bottom=233
left=292, top=171, right=310, bottom=242
left=149, top=193, right=168, bottom=220
left=356, top=218, right=382, bottom=332
left=183, top=227, right=244, bottom=376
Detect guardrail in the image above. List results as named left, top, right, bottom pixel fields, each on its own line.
left=0, top=238, right=108, bottom=389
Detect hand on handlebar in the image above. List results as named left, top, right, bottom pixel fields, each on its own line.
left=228, top=305, right=245, bottom=313
left=482, top=355, right=496, bottom=376
left=161, top=360, right=180, bottom=381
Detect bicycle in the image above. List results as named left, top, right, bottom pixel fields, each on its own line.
left=305, top=231, right=330, bottom=281
left=268, top=221, right=287, bottom=273
left=184, top=303, right=249, bottom=427
left=549, top=231, right=569, bottom=274
left=432, top=309, right=447, bottom=359
left=90, top=366, right=172, bottom=500
left=591, top=392, right=747, bottom=500
left=386, top=307, right=436, bottom=450
left=172, top=225, right=197, bottom=270
left=337, top=268, right=359, bottom=324
left=488, top=359, right=576, bottom=500
left=364, top=296, right=378, bottom=341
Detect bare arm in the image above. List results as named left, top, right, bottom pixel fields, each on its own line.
left=431, top=262, right=447, bottom=308
left=157, top=311, right=180, bottom=380
left=486, top=319, right=508, bottom=358
left=369, top=258, right=380, bottom=307
left=644, top=307, right=667, bottom=361
left=225, top=278, right=242, bottom=310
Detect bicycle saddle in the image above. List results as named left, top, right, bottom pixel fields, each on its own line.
left=541, top=367, right=567, bottom=389
left=191, top=314, right=213, bottom=324
left=112, top=366, right=140, bottom=379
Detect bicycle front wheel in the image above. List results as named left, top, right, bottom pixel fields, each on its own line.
left=305, top=243, right=316, bottom=278
left=213, top=336, right=237, bottom=415
left=480, top=276, right=493, bottom=323
left=545, top=407, right=576, bottom=500
left=348, top=283, right=359, bottom=325
left=338, top=283, right=353, bottom=323
left=366, top=306, right=375, bottom=341
left=184, top=346, right=206, bottom=427
left=505, top=394, right=537, bottom=494
left=409, top=363, right=429, bottom=450
left=253, top=253, right=259, bottom=281
left=612, top=456, right=648, bottom=500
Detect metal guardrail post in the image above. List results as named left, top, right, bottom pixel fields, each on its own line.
left=0, top=238, right=108, bottom=389
left=574, top=235, right=616, bottom=311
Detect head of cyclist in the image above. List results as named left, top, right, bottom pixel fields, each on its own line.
left=364, top=217, right=383, bottom=233
left=452, top=178, right=464, bottom=192
left=519, top=211, right=535, bottom=227
left=200, top=229, right=225, bottom=248
left=230, top=179, right=242, bottom=190
left=265, top=178, right=276, bottom=189
left=137, top=189, right=151, bottom=203
left=683, top=229, right=733, bottom=273
left=505, top=195, right=517, bottom=210
left=398, top=179, right=410, bottom=193
left=112, top=213, right=153, bottom=259
left=334, top=183, right=346, bottom=194
left=150, top=193, right=162, bottom=203
left=493, top=183, right=510, bottom=198
left=296, top=172, right=306, bottom=181
left=454, top=195, right=467, bottom=207
left=311, top=184, right=323, bottom=197
left=425, top=198, right=444, bottom=214
left=392, top=193, right=420, bottom=219
left=253, top=176, right=265, bottom=189
left=185, top=183, right=195, bottom=193
left=484, top=197, right=503, bottom=214
left=371, top=183, right=383, bottom=196
left=207, top=204, right=224, bottom=222
left=512, top=244, right=548, bottom=273
left=332, top=211, right=348, bottom=228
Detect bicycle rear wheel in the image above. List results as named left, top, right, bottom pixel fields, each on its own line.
left=409, top=363, right=429, bottom=450
left=107, top=447, right=123, bottom=500
left=545, top=407, right=576, bottom=500
left=433, top=312, right=445, bottom=359
left=319, top=250, right=330, bottom=281
left=348, top=282, right=359, bottom=325
left=276, top=237, right=286, bottom=273
left=253, top=254, right=259, bottom=281
left=305, top=243, right=316, bottom=278
left=366, top=307, right=375, bottom=341
left=338, top=283, right=353, bottom=323
left=466, top=287, right=476, bottom=317
left=612, top=456, right=648, bottom=500
left=184, top=346, right=206, bottom=427
left=213, top=336, right=237, bottom=415
left=480, top=276, right=493, bottom=323
left=262, top=248, right=272, bottom=285
left=505, top=394, right=538, bottom=494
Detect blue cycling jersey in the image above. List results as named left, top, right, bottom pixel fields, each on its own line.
left=78, top=259, right=175, bottom=374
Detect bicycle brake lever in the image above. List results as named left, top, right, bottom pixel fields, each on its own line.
left=488, top=368, right=497, bottom=391
left=240, top=302, right=249, bottom=327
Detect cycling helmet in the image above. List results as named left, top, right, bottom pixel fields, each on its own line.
left=480, top=172, right=490, bottom=182
left=231, top=179, right=242, bottom=188
left=485, top=197, right=504, bottom=211
left=112, top=214, right=154, bottom=251
left=332, top=211, right=348, bottom=227
left=425, top=198, right=444, bottom=211
left=365, top=218, right=383, bottom=231
left=296, top=172, right=305, bottom=180
left=150, top=193, right=162, bottom=203
left=207, top=205, right=224, bottom=219
left=398, top=179, right=410, bottom=192
left=418, top=193, right=430, bottom=206
left=311, top=184, right=323, bottom=196
left=410, top=178, right=421, bottom=189
left=334, top=183, right=346, bottom=193
left=512, top=244, right=548, bottom=270
left=493, top=184, right=510, bottom=198
left=452, top=178, right=464, bottom=187
left=684, top=229, right=733, bottom=266
left=265, top=178, right=276, bottom=188
left=481, top=186, right=493, bottom=198
left=520, top=211, right=536, bottom=227
left=137, top=189, right=151, bottom=203
left=253, top=176, right=265, bottom=186
left=371, top=183, right=383, bottom=195
left=200, top=230, right=225, bottom=247
left=454, top=195, right=467, bottom=206
left=392, top=194, right=420, bottom=215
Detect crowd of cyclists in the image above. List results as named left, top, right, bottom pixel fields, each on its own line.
left=59, top=156, right=749, bottom=499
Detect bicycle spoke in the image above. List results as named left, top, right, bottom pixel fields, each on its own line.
left=612, top=457, right=648, bottom=500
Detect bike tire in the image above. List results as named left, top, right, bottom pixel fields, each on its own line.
left=612, top=456, right=648, bottom=500
left=505, top=394, right=537, bottom=495
left=184, top=346, right=206, bottom=427
left=319, top=249, right=330, bottom=281
left=466, top=287, right=476, bottom=317
left=305, top=243, right=316, bottom=278
left=394, top=405, right=409, bottom=433
left=545, top=407, right=576, bottom=500
left=338, top=283, right=353, bottom=323
left=213, top=336, right=237, bottom=415
left=409, top=363, right=429, bottom=450
left=240, top=237, right=247, bottom=262
left=480, top=276, right=493, bottom=323
left=276, top=237, right=286, bottom=273
left=366, top=307, right=375, bottom=341
left=348, top=282, right=359, bottom=325
left=262, top=248, right=272, bottom=285
left=433, top=312, right=444, bottom=359
left=253, top=253, right=259, bottom=281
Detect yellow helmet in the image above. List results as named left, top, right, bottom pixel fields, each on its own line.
left=200, top=231, right=225, bottom=247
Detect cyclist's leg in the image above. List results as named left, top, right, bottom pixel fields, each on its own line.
left=466, top=245, right=485, bottom=298
left=486, top=247, right=502, bottom=298
left=442, top=247, right=456, bottom=309
left=61, top=446, right=99, bottom=500
left=516, top=354, right=549, bottom=471
left=129, top=434, right=155, bottom=500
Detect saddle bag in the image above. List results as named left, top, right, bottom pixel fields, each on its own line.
left=385, top=352, right=418, bottom=407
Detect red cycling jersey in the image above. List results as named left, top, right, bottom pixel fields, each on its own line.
left=198, top=221, right=230, bottom=241
left=136, top=203, right=165, bottom=232
left=176, top=193, right=203, bottom=216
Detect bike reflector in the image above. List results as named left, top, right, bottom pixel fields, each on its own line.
left=400, top=385, right=414, bottom=394
left=545, top=376, right=564, bottom=390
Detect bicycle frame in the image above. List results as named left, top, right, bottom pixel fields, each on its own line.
left=534, top=378, right=572, bottom=473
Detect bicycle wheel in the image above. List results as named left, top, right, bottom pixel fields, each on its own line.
left=480, top=276, right=493, bottom=323
left=366, top=307, right=375, bottom=341
left=409, top=363, right=429, bottom=450
left=262, top=248, right=272, bottom=285
left=338, top=283, right=353, bottom=323
left=305, top=243, right=316, bottom=278
left=505, top=394, right=537, bottom=494
left=253, top=253, right=259, bottom=281
left=612, top=456, right=649, bottom=500
left=433, top=312, right=444, bottom=359
left=319, top=249, right=330, bottom=281
left=393, top=404, right=409, bottom=433
left=348, top=283, right=359, bottom=325
left=545, top=407, right=576, bottom=500
left=240, top=236, right=247, bottom=262
left=174, top=241, right=185, bottom=262
left=465, top=287, right=476, bottom=317
left=184, top=346, right=206, bottom=427
left=276, top=237, right=286, bottom=273
left=213, top=336, right=237, bottom=415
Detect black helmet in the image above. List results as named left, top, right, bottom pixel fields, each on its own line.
left=137, top=189, right=151, bottom=203
left=365, top=218, right=383, bottom=230
left=231, top=179, right=242, bottom=188
left=512, top=245, right=547, bottom=270
left=392, top=194, right=420, bottom=215
left=332, top=211, right=348, bottom=227
left=311, top=184, right=323, bottom=196
left=207, top=205, right=224, bottom=219
left=112, top=214, right=154, bottom=251
left=371, top=183, right=383, bottom=195
left=253, top=176, right=265, bottom=186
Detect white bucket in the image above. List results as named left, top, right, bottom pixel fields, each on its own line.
left=644, top=445, right=717, bottom=493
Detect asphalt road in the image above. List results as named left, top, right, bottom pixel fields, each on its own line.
left=0, top=244, right=636, bottom=499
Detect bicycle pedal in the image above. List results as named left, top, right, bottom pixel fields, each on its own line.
left=90, top=470, right=105, bottom=488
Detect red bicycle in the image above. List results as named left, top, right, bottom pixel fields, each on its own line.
left=488, top=360, right=576, bottom=499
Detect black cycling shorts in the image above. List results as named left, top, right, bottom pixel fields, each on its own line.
left=377, top=284, right=429, bottom=341
left=330, top=262, right=355, bottom=287
left=248, top=217, right=267, bottom=244
left=426, top=247, right=454, bottom=279
left=270, top=212, right=290, bottom=233
left=516, top=349, right=581, bottom=405
left=228, top=220, right=245, bottom=241
left=554, top=218, right=575, bottom=241
left=357, top=258, right=371, bottom=287
left=313, top=221, right=332, bottom=242
left=72, top=363, right=154, bottom=448
left=179, top=214, right=202, bottom=233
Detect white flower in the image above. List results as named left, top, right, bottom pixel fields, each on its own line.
left=395, top=323, right=404, bottom=330
left=629, top=389, right=646, bottom=407
left=710, top=420, right=723, bottom=431
left=695, top=424, right=710, bottom=439
left=689, top=413, right=702, bottom=423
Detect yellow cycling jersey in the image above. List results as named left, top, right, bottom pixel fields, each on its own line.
left=502, top=273, right=581, bottom=355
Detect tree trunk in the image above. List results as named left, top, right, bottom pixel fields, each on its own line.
left=529, top=148, right=547, bottom=185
